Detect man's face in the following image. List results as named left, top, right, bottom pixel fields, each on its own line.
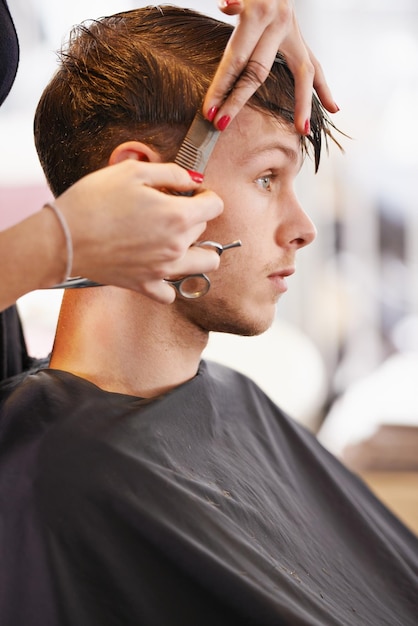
left=177, top=106, right=316, bottom=337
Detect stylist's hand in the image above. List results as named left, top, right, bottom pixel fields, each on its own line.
left=55, top=160, right=223, bottom=304
left=204, top=0, right=338, bottom=133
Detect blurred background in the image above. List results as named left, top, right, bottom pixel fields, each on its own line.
left=1, top=0, right=417, bottom=530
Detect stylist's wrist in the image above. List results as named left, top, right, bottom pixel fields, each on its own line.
left=39, top=203, right=71, bottom=286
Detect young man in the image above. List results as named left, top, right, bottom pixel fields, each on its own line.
left=0, top=6, right=416, bottom=626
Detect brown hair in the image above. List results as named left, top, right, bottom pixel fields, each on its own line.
left=34, top=5, right=336, bottom=197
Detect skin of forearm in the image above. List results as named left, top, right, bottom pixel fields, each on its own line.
left=0, top=209, right=67, bottom=311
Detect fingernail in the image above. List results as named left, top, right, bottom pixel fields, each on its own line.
left=304, top=119, right=311, bottom=135
left=334, top=102, right=340, bottom=112
left=187, top=169, right=204, bottom=184
left=217, top=115, right=231, bottom=131
left=206, top=106, right=219, bottom=122
left=223, top=0, right=242, bottom=6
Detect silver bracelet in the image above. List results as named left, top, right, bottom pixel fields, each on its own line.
left=43, top=201, right=73, bottom=279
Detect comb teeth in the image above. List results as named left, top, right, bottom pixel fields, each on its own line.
left=175, top=139, right=201, bottom=171
left=173, top=109, right=220, bottom=174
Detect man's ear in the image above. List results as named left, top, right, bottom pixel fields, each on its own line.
left=109, top=141, right=162, bottom=165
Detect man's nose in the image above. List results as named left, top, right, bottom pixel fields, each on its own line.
left=291, top=210, right=317, bottom=249
left=275, top=195, right=317, bottom=250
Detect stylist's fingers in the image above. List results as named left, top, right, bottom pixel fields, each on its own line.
left=278, top=21, right=315, bottom=134
left=132, top=161, right=205, bottom=197
left=165, top=245, right=221, bottom=279
left=139, top=279, right=177, bottom=304
left=307, top=44, right=338, bottom=114
left=281, top=23, right=338, bottom=133
left=136, top=162, right=224, bottom=228
left=139, top=246, right=222, bottom=305
left=218, top=0, right=244, bottom=17
left=171, top=189, right=224, bottom=235
left=206, top=0, right=339, bottom=133
left=150, top=189, right=223, bottom=259
left=208, top=21, right=285, bottom=130
left=205, top=1, right=284, bottom=125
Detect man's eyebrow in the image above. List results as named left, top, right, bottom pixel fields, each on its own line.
left=238, top=142, right=301, bottom=166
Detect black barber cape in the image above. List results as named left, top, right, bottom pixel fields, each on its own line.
left=0, top=306, right=32, bottom=382
left=0, top=361, right=417, bottom=626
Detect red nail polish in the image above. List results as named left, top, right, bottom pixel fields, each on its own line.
left=187, top=169, right=204, bottom=184
left=217, top=115, right=230, bottom=131
left=304, top=119, right=311, bottom=135
left=207, top=106, right=219, bottom=122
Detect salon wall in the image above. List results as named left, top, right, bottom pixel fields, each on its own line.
left=290, top=0, right=418, bottom=388
left=1, top=0, right=417, bottom=437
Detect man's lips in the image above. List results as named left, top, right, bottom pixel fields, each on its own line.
left=268, top=268, right=295, bottom=293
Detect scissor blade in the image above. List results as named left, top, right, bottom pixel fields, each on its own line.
left=46, top=277, right=101, bottom=289
left=174, top=109, right=220, bottom=174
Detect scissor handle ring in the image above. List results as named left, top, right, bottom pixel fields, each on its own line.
left=165, top=274, right=211, bottom=299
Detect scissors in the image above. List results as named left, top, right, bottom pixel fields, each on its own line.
left=47, top=108, right=241, bottom=295
left=165, top=239, right=242, bottom=299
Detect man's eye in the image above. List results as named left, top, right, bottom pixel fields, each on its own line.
left=255, top=175, right=272, bottom=191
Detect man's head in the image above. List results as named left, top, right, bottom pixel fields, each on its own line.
left=35, top=5, right=338, bottom=337
left=34, top=5, right=331, bottom=197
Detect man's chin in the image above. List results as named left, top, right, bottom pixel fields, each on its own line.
left=182, top=297, right=276, bottom=337
left=208, top=314, right=274, bottom=338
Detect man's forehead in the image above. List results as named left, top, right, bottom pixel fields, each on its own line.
left=218, top=107, right=302, bottom=167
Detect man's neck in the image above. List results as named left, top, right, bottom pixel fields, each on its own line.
left=49, top=287, right=208, bottom=398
